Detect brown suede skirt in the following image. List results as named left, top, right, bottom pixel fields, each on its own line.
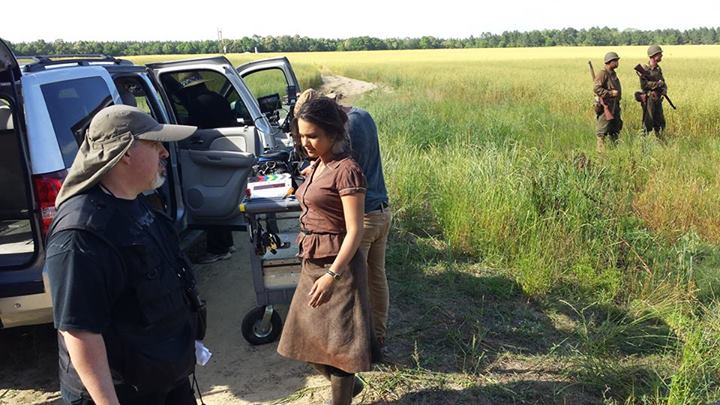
left=277, top=251, right=375, bottom=373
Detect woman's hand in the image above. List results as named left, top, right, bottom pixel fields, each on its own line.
left=308, top=273, right=335, bottom=308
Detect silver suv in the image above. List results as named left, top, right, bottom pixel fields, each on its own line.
left=0, top=38, right=301, bottom=328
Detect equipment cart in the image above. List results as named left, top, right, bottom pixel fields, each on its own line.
left=239, top=194, right=302, bottom=345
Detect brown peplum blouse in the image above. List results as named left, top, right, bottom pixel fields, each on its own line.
left=295, top=154, right=367, bottom=259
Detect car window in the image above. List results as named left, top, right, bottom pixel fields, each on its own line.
left=224, top=86, right=252, bottom=124
left=41, top=77, right=114, bottom=167
left=161, top=70, right=252, bottom=128
left=243, top=68, right=289, bottom=125
left=243, top=68, right=287, bottom=101
left=114, top=76, right=154, bottom=115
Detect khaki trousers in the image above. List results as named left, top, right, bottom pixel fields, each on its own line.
left=358, top=208, right=392, bottom=341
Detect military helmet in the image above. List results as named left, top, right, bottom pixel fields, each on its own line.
left=647, top=45, right=663, bottom=58
left=604, top=52, right=620, bottom=64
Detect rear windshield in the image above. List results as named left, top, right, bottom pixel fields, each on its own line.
left=41, top=77, right=113, bottom=167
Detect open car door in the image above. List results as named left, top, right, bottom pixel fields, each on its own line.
left=0, top=39, right=38, bottom=268
left=237, top=57, right=301, bottom=148
left=148, top=57, right=272, bottom=228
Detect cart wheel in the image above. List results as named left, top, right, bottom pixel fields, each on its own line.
left=241, top=306, right=283, bottom=345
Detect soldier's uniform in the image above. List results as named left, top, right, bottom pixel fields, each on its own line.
left=640, top=45, right=667, bottom=138
left=594, top=52, right=622, bottom=150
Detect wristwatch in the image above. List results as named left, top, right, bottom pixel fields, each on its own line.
left=326, top=269, right=341, bottom=280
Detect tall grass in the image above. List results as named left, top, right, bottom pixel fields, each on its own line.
left=666, top=305, right=720, bottom=404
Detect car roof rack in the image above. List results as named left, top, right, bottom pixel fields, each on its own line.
left=18, top=54, right=133, bottom=72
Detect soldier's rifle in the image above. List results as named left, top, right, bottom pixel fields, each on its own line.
left=633, top=64, right=677, bottom=110
left=588, top=61, right=614, bottom=120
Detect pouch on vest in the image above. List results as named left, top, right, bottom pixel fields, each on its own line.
left=186, top=287, right=207, bottom=340
left=179, top=255, right=207, bottom=340
left=592, top=97, right=604, bottom=115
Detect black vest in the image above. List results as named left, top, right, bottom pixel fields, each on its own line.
left=49, top=187, right=196, bottom=395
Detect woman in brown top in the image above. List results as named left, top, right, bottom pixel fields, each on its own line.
left=277, top=97, right=374, bottom=404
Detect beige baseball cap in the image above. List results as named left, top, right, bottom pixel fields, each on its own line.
left=55, top=105, right=196, bottom=206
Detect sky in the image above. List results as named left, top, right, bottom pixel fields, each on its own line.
left=4, top=0, right=718, bottom=42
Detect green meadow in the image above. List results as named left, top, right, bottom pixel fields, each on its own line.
left=133, top=46, right=720, bottom=403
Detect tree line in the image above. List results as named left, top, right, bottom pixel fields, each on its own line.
left=8, top=27, right=719, bottom=56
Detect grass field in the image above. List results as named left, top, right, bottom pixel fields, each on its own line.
left=133, top=46, right=720, bottom=404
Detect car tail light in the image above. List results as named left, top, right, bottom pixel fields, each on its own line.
left=32, top=170, right=67, bottom=239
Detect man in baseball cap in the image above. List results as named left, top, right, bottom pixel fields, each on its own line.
left=47, top=105, right=204, bottom=404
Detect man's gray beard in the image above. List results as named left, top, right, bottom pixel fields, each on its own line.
left=152, top=172, right=166, bottom=189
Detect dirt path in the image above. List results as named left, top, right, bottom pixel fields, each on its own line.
left=319, top=74, right=378, bottom=105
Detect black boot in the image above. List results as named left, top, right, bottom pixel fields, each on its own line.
left=330, top=374, right=355, bottom=405
left=351, top=375, right=364, bottom=397
left=315, top=364, right=363, bottom=402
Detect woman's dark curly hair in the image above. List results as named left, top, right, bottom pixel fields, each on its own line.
left=291, top=96, right=348, bottom=158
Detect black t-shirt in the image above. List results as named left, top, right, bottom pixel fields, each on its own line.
left=46, top=195, right=158, bottom=333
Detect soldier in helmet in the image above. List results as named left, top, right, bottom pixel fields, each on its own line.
left=640, top=45, right=667, bottom=140
left=593, top=51, right=622, bottom=151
